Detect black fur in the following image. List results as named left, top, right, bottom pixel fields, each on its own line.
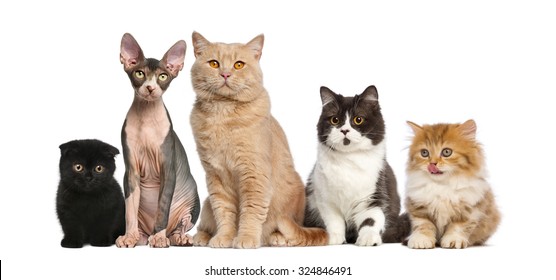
left=56, top=139, right=125, bottom=248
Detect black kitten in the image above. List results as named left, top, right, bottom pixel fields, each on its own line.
left=56, top=139, right=125, bottom=248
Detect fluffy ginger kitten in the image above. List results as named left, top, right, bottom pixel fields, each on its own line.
left=405, top=119, right=500, bottom=249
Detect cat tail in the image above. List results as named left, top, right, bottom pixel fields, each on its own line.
left=382, top=212, right=412, bottom=244
left=275, top=217, right=329, bottom=246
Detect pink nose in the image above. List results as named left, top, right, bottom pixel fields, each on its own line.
left=221, top=73, right=231, bottom=79
left=147, top=85, right=155, bottom=93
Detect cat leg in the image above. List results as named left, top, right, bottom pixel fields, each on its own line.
left=206, top=173, right=238, bottom=248
left=116, top=174, right=142, bottom=248
left=407, top=216, right=437, bottom=249
left=440, top=221, right=473, bottom=249
left=60, top=224, right=85, bottom=248
left=319, top=206, right=346, bottom=245
left=169, top=213, right=194, bottom=246
left=193, top=199, right=216, bottom=246
left=353, top=208, right=385, bottom=246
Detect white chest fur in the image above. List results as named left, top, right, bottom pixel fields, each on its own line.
left=312, top=141, right=386, bottom=218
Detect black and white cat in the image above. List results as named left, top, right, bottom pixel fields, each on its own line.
left=304, top=85, right=404, bottom=246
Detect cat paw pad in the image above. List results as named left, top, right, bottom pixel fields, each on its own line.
left=407, top=232, right=435, bottom=249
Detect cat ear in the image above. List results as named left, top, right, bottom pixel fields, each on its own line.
left=104, top=145, right=120, bottom=158
left=360, top=85, right=379, bottom=102
left=120, top=33, right=145, bottom=70
left=246, top=34, right=264, bottom=60
left=406, top=121, right=423, bottom=134
left=192, top=31, right=210, bottom=58
left=320, top=86, right=338, bottom=107
left=459, top=119, right=477, bottom=139
left=162, top=40, right=186, bottom=77
left=59, top=142, right=76, bottom=157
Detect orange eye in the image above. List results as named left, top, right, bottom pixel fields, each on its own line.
left=353, top=116, right=364, bottom=125
left=209, top=60, right=220, bottom=68
left=94, top=165, right=104, bottom=173
left=330, top=116, right=339, bottom=125
left=234, top=61, right=245, bottom=70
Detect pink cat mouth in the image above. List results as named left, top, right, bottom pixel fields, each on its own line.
left=427, top=163, right=443, bottom=175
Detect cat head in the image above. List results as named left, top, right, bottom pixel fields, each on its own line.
left=59, top=139, right=119, bottom=192
left=406, top=119, right=484, bottom=180
left=318, top=85, right=385, bottom=152
left=120, top=33, right=186, bottom=102
left=190, top=32, right=264, bottom=102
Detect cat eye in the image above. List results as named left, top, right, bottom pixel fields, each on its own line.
left=330, top=116, right=340, bottom=125
left=420, top=149, right=429, bottom=158
left=158, top=73, right=168, bottom=81
left=134, top=71, right=145, bottom=79
left=73, top=164, right=84, bottom=172
left=234, top=61, right=245, bottom=70
left=441, top=148, right=453, bottom=157
left=208, top=60, right=220, bottom=68
left=353, top=116, right=365, bottom=125
left=94, top=165, right=105, bottom=173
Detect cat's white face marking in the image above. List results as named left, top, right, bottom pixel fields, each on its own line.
left=326, top=112, right=372, bottom=152
left=136, top=75, right=163, bottom=101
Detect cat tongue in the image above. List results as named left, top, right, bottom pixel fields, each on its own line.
left=428, top=163, right=442, bottom=174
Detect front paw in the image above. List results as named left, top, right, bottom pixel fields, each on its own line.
left=328, top=232, right=346, bottom=245
left=116, top=232, right=140, bottom=248
left=61, top=238, right=83, bottom=248
left=269, top=232, right=288, bottom=247
left=440, top=233, right=469, bottom=249
left=148, top=230, right=170, bottom=248
left=355, top=231, right=382, bottom=246
left=233, top=235, right=261, bottom=249
left=208, top=233, right=234, bottom=248
left=193, top=231, right=212, bottom=247
left=407, top=232, right=436, bottom=249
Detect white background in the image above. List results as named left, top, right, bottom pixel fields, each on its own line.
left=1, top=1, right=555, bottom=279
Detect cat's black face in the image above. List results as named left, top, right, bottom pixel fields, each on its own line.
left=317, top=86, right=385, bottom=152
left=59, top=140, right=119, bottom=192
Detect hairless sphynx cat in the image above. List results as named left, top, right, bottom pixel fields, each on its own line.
left=116, top=33, right=200, bottom=248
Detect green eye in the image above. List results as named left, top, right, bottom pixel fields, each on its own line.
left=209, top=60, right=219, bottom=68
left=442, top=148, right=453, bottom=157
left=330, top=116, right=340, bottom=125
left=134, top=71, right=144, bottom=79
left=420, top=149, right=429, bottom=158
left=73, top=164, right=84, bottom=172
left=158, top=73, right=168, bottom=81
left=353, top=116, right=364, bottom=125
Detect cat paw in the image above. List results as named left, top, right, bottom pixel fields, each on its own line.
left=440, top=234, right=469, bottom=249
left=61, top=238, right=84, bottom=248
left=148, top=230, right=170, bottom=248
left=116, top=232, right=140, bottom=248
left=407, top=232, right=436, bottom=249
left=170, top=233, right=193, bottom=246
left=269, top=232, right=289, bottom=247
left=90, top=238, right=113, bottom=247
left=208, top=233, right=234, bottom=248
left=328, top=232, right=346, bottom=245
left=233, top=235, right=261, bottom=249
left=355, top=231, right=382, bottom=246
left=193, top=231, right=212, bottom=247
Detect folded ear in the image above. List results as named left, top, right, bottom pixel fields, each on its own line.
left=406, top=121, right=423, bottom=134
left=459, top=119, right=477, bottom=139
left=104, top=144, right=120, bottom=158
left=59, top=141, right=76, bottom=157
left=192, top=31, right=210, bottom=58
left=120, top=33, right=145, bottom=71
left=161, top=40, right=186, bottom=77
left=246, top=34, right=264, bottom=60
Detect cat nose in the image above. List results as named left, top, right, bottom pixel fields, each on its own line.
left=221, top=73, right=231, bottom=80
left=341, top=129, right=349, bottom=135
left=146, top=85, right=155, bottom=93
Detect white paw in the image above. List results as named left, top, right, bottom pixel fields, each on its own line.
left=407, top=232, right=435, bottom=249
left=440, top=233, right=469, bottom=249
left=328, top=232, right=346, bottom=245
left=355, top=231, right=382, bottom=246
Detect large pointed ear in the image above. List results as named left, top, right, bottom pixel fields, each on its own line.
left=320, top=86, right=338, bottom=107
left=120, top=33, right=145, bottom=70
left=360, top=85, right=379, bottom=102
left=246, top=34, right=264, bottom=60
left=459, top=119, right=477, bottom=139
left=161, top=40, right=186, bottom=77
left=192, top=31, right=210, bottom=58
left=407, top=121, right=423, bottom=134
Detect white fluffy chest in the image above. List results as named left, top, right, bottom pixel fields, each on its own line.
left=312, top=143, right=386, bottom=216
